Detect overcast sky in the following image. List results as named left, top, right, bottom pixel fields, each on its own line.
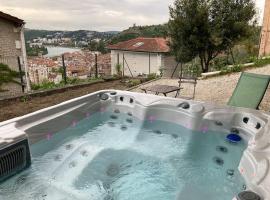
left=0, top=0, right=266, bottom=31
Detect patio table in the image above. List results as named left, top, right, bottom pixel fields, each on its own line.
left=141, top=84, right=183, bottom=98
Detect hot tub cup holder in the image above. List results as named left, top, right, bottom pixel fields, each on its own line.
left=100, top=93, right=110, bottom=101
left=178, top=102, right=190, bottom=110
left=230, top=128, right=240, bottom=134
left=215, top=121, right=223, bottom=126
left=114, top=109, right=120, bottom=114
left=226, top=134, right=242, bottom=144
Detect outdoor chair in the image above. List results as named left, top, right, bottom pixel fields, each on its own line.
left=178, top=74, right=197, bottom=100
left=228, top=72, right=270, bottom=109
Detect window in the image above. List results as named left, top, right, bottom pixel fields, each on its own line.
left=15, top=41, right=21, bottom=49
left=133, top=42, right=144, bottom=47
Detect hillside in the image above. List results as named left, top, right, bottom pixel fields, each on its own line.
left=24, top=29, right=120, bottom=42
left=109, top=24, right=168, bottom=44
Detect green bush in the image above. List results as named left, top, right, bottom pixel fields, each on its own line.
left=220, top=64, right=243, bottom=75
left=254, top=57, right=270, bottom=68
left=147, top=73, right=157, bottom=80
left=127, top=79, right=141, bottom=87
left=211, top=57, right=230, bottom=71
left=0, top=63, right=21, bottom=92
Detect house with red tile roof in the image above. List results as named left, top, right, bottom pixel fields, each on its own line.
left=107, top=37, right=178, bottom=77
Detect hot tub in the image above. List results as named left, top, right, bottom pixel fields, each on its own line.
left=0, top=90, right=269, bottom=200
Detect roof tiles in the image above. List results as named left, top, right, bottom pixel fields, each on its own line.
left=107, top=37, right=170, bottom=53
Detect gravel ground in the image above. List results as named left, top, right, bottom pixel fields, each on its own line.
left=131, top=65, right=270, bottom=111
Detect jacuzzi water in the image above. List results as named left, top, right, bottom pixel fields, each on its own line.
left=0, top=109, right=247, bottom=200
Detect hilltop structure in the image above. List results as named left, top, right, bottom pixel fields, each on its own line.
left=259, top=0, right=270, bottom=57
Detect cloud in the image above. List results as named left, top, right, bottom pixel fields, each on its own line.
left=0, top=0, right=265, bottom=31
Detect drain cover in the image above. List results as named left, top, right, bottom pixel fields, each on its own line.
left=237, top=191, right=261, bottom=200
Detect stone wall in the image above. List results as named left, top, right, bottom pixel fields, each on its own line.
left=0, top=17, right=24, bottom=96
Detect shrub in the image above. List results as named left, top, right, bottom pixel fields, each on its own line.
left=127, top=79, right=141, bottom=87
left=147, top=73, right=157, bottom=81
left=0, top=63, right=21, bottom=92
left=254, top=57, right=270, bottom=68
left=115, top=64, right=122, bottom=77
left=220, top=64, right=243, bottom=75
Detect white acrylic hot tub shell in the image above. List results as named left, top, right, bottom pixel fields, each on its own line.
left=0, top=90, right=269, bottom=200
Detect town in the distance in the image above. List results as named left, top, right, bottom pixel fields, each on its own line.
left=24, top=24, right=168, bottom=86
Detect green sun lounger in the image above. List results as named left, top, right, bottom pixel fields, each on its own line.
left=228, top=72, right=270, bottom=109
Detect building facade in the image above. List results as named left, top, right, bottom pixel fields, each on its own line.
left=259, top=0, right=270, bottom=57
left=108, top=37, right=179, bottom=78
left=0, top=11, right=30, bottom=96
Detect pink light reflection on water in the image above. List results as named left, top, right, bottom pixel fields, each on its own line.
left=46, top=132, right=52, bottom=141
left=100, top=107, right=106, bottom=113
left=86, top=112, right=91, bottom=118
left=72, top=120, right=77, bottom=127
left=200, top=126, right=209, bottom=133
left=147, top=115, right=157, bottom=123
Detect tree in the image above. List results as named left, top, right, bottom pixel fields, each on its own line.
left=168, top=0, right=256, bottom=72
left=0, top=63, right=21, bottom=92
